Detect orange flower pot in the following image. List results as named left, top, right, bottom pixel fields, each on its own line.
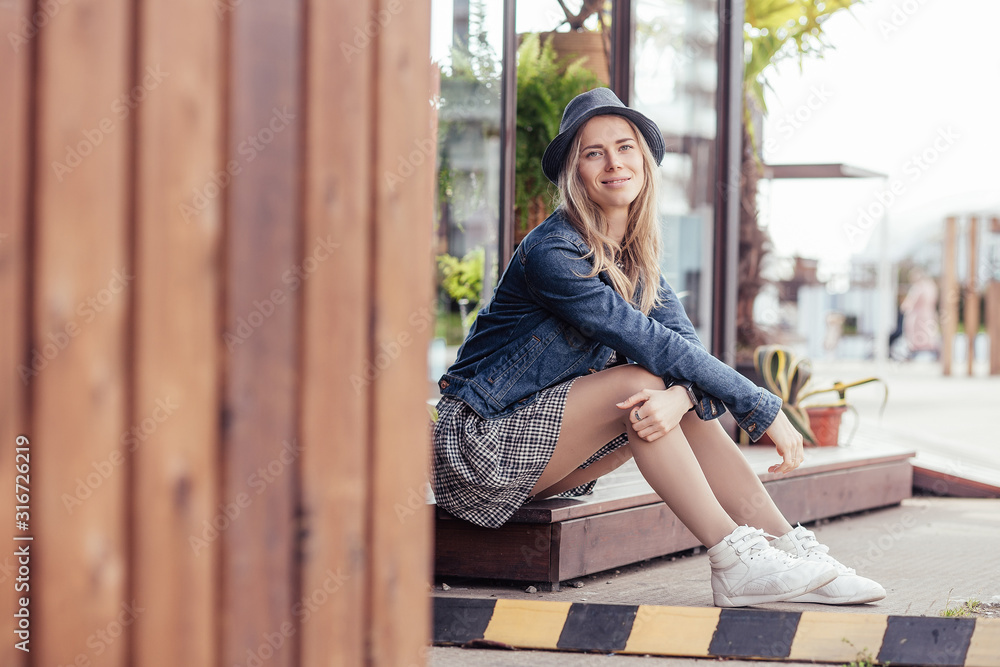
left=803, top=405, right=847, bottom=447
left=749, top=405, right=847, bottom=447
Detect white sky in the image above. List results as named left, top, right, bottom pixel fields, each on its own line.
left=760, top=0, right=1000, bottom=270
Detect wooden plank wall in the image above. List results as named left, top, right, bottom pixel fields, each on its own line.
left=132, top=0, right=222, bottom=664
left=222, top=2, right=302, bottom=664
left=33, top=0, right=132, bottom=664
left=0, top=0, right=434, bottom=665
left=370, top=1, right=436, bottom=663
left=300, top=0, right=375, bottom=663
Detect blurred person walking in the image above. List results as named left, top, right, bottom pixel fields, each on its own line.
left=900, top=267, right=940, bottom=360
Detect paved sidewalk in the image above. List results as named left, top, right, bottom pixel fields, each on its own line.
left=432, top=498, right=1000, bottom=665
left=811, top=359, right=1000, bottom=473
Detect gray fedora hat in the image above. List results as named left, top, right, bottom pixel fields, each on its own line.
left=541, top=87, right=665, bottom=184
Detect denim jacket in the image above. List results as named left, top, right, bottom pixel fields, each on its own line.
left=437, top=209, right=781, bottom=441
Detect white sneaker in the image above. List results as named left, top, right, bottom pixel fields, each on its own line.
left=708, top=525, right=838, bottom=608
left=771, top=525, right=886, bottom=605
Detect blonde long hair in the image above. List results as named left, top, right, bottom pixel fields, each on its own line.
left=556, top=117, right=662, bottom=315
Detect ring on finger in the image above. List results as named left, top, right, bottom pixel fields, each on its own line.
left=634, top=410, right=642, bottom=421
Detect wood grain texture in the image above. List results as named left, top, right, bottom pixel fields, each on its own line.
left=0, top=2, right=31, bottom=665
left=556, top=505, right=699, bottom=582
left=131, top=0, right=223, bottom=664
left=222, top=1, right=303, bottom=665
left=435, top=522, right=555, bottom=582
left=298, top=0, right=375, bottom=664
left=764, top=461, right=913, bottom=524
left=369, top=0, right=435, bottom=663
left=32, top=0, right=132, bottom=665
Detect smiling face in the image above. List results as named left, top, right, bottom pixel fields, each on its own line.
left=575, top=115, right=646, bottom=221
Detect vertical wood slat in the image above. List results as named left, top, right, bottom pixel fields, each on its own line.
left=370, top=0, right=435, bottom=665
left=941, top=216, right=959, bottom=376
left=298, top=0, right=374, bottom=664
left=222, top=2, right=302, bottom=665
left=33, top=0, right=132, bottom=665
left=0, top=2, right=31, bottom=665
left=132, top=0, right=222, bottom=664
left=988, top=280, right=1000, bottom=376
left=966, top=217, right=979, bottom=375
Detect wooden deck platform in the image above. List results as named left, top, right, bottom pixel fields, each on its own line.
left=912, top=451, right=1000, bottom=498
left=434, top=439, right=915, bottom=590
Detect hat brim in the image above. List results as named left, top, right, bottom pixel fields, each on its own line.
left=541, top=105, right=665, bottom=184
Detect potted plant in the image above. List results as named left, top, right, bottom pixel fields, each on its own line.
left=538, top=0, right=611, bottom=85
left=750, top=345, right=888, bottom=447
left=514, top=33, right=603, bottom=242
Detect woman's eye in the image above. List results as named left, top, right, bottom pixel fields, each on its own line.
left=620, top=144, right=634, bottom=151
left=586, top=150, right=601, bottom=158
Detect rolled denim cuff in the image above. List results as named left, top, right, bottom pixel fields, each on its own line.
left=695, top=395, right=725, bottom=421
left=735, top=388, right=783, bottom=442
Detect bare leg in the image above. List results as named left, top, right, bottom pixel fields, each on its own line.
left=533, top=444, right=633, bottom=498
left=530, top=365, right=737, bottom=546
left=679, top=411, right=794, bottom=537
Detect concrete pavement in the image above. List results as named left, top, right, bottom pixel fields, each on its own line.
left=432, top=497, right=1000, bottom=665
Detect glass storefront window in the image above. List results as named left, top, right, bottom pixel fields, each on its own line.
left=430, top=0, right=504, bottom=391
left=632, top=0, right=719, bottom=347
left=428, top=0, right=729, bottom=397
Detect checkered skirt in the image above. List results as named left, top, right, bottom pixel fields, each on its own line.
left=432, top=375, right=629, bottom=529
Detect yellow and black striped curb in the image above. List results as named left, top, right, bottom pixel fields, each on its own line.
left=433, top=597, right=1000, bottom=666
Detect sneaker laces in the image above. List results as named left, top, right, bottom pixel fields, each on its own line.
left=732, top=527, right=796, bottom=565
left=792, top=526, right=855, bottom=575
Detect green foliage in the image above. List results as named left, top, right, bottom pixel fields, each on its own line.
left=942, top=598, right=981, bottom=617
left=743, top=0, right=859, bottom=151
left=438, top=247, right=486, bottom=332
left=839, top=634, right=879, bottom=667
left=437, top=247, right=485, bottom=304
left=515, top=33, right=603, bottom=230
left=744, top=0, right=858, bottom=113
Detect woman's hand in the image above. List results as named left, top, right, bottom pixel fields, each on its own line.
left=763, top=410, right=804, bottom=474
left=617, top=386, right=693, bottom=442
